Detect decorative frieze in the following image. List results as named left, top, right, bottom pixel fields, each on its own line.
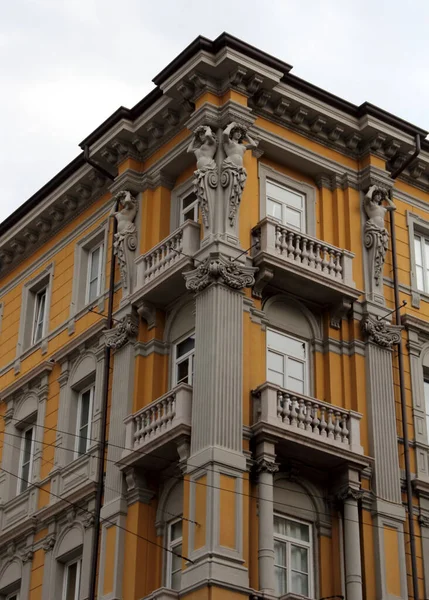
left=104, top=313, right=139, bottom=350
left=361, top=315, right=401, bottom=348
left=184, top=255, right=256, bottom=292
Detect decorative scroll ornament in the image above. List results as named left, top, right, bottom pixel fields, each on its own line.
left=105, top=313, right=139, bottom=350
left=363, top=185, right=396, bottom=286
left=187, top=125, right=218, bottom=234
left=361, top=314, right=401, bottom=348
left=184, top=255, right=257, bottom=292
left=221, top=122, right=258, bottom=232
left=110, top=190, right=138, bottom=292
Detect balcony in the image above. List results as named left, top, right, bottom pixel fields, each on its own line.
left=251, top=217, right=361, bottom=309
left=120, top=384, right=192, bottom=470
left=134, top=220, right=201, bottom=307
left=252, top=383, right=368, bottom=470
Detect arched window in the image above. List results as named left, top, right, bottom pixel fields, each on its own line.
left=0, top=559, right=21, bottom=600
left=53, top=525, right=84, bottom=599
left=165, top=299, right=195, bottom=390
left=155, top=479, right=184, bottom=590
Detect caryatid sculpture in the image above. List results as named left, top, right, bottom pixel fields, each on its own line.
left=363, top=184, right=396, bottom=299
left=187, top=125, right=218, bottom=234
left=221, top=122, right=258, bottom=236
left=110, top=190, right=138, bottom=294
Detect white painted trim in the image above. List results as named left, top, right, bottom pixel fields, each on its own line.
left=17, top=424, right=35, bottom=495
left=74, top=385, right=95, bottom=459
left=166, top=518, right=183, bottom=590
left=170, top=177, right=195, bottom=232
left=172, top=331, right=195, bottom=387
left=61, top=557, right=82, bottom=600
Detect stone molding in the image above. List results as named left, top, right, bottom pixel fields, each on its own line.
left=184, top=254, right=257, bottom=292
left=124, top=467, right=155, bottom=506
left=104, top=313, right=139, bottom=350
left=361, top=314, right=401, bottom=348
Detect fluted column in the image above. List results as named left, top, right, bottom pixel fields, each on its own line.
left=255, top=442, right=278, bottom=595
left=339, top=486, right=363, bottom=600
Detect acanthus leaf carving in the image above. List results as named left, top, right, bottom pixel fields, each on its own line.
left=361, top=314, right=401, bottom=348
left=105, top=313, right=139, bottom=350
left=337, top=485, right=364, bottom=502
left=254, top=457, right=279, bottom=474
left=184, top=254, right=257, bottom=292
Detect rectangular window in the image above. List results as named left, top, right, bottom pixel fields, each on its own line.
left=274, top=514, right=312, bottom=597
left=18, top=426, right=34, bottom=493
left=86, top=243, right=104, bottom=303
left=414, top=233, right=429, bottom=293
left=180, top=193, right=198, bottom=224
left=6, top=593, right=19, bottom=600
left=62, top=559, right=81, bottom=600
left=267, top=329, right=308, bottom=394
left=167, top=519, right=183, bottom=590
left=266, top=179, right=305, bottom=232
left=32, top=287, right=47, bottom=345
left=76, top=386, right=94, bottom=457
left=174, top=335, right=195, bottom=385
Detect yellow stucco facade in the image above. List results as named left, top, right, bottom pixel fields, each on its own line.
left=1, top=31, right=429, bottom=600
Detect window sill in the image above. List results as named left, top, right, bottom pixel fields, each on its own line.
left=142, top=588, right=179, bottom=600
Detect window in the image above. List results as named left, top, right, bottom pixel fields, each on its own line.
left=267, top=329, right=308, bottom=394
left=62, top=559, right=81, bottom=600
left=424, top=379, right=429, bottom=441
left=174, top=334, right=195, bottom=385
left=180, top=193, right=198, bottom=224
left=266, top=179, right=305, bottom=232
left=274, top=514, right=312, bottom=597
left=86, top=243, right=104, bottom=303
left=167, top=519, right=182, bottom=590
left=75, top=386, right=94, bottom=457
left=32, top=287, right=47, bottom=345
left=6, top=593, right=19, bottom=600
left=18, top=425, right=34, bottom=493
left=414, top=233, right=429, bottom=294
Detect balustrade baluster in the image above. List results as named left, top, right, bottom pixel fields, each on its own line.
left=341, top=416, right=349, bottom=443
left=290, top=396, right=298, bottom=427
left=321, top=246, right=329, bottom=273
left=312, top=403, right=320, bottom=434
left=287, top=231, right=295, bottom=258
left=334, top=411, right=342, bottom=440
left=170, top=395, right=176, bottom=423
left=283, top=393, right=292, bottom=424
left=327, top=250, right=336, bottom=276
left=315, top=243, right=322, bottom=271
left=319, top=406, right=327, bottom=437
left=304, top=400, right=313, bottom=431
left=335, top=250, right=343, bottom=279
left=308, top=240, right=315, bottom=268
left=294, top=235, right=302, bottom=262
left=326, top=408, right=335, bottom=439
left=298, top=398, right=306, bottom=429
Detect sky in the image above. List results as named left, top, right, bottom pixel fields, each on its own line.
left=1, top=0, right=429, bottom=224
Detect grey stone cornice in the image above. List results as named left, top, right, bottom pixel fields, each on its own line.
left=402, top=313, right=429, bottom=337
left=0, top=361, right=54, bottom=402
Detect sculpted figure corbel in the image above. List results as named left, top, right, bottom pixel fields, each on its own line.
left=363, top=184, right=396, bottom=300
left=110, top=190, right=138, bottom=294
left=187, top=125, right=218, bottom=235
left=221, top=122, right=258, bottom=235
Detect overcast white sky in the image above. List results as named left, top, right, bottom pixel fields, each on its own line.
left=1, top=0, right=429, bottom=224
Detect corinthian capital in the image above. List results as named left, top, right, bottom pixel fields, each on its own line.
left=361, top=314, right=401, bottom=348
left=337, top=485, right=364, bottom=502
left=255, top=457, right=279, bottom=475
left=184, top=254, right=257, bottom=292
left=105, top=313, right=139, bottom=350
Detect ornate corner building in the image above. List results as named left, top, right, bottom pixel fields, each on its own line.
left=1, top=32, right=429, bottom=600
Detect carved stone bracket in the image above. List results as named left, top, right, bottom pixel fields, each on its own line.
left=83, top=514, right=95, bottom=529
left=252, top=266, right=274, bottom=299
left=184, top=255, right=257, bottom=292
left=20, top=547, right=34, bottom=564
left=105, top=313, right=139, bottom=350
left=137, top=301, right=157, bottom=330
left=111, top=190, right=138, bottom=295
left=330, top=299, right=352, bottom=330
left=419, top=514, right=429, bottom=528
left=361, top=314, right=402, bottom=348
left=42, top=534, right=56, bottom=552
left=124, top=467, right=155, bottom=506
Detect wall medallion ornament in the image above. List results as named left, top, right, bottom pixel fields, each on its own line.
left=363, top=185, right=396, bottom=301
left=110, top=190, right=138, bottom=294
left=221, top=122, right=258, bottom=235
left=184, top=254, right=257, bottom=292
left=361, top=314, right=401, bottom=348
left=187, top=126, right=218, bottom=235
left=104, top=313, right=139, bottom=350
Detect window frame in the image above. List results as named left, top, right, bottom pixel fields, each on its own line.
left=166, top=518, right=183, bottom=590
left=31, top=286, right=47, bottom=345
left=17, top=424, right=35, bottom=494
left=273, top=512, right=313, bottom=598
left=6, top=592, right=20, bottom=600
left=85, top=241, right=104, bottom=305
left=74, top=384, right=95, bottom=458
left=267, top=328, right=309, bottom=395
left=173, top=332, right=195, bottom=386
left=407, top=211, right=429, bottom=308
left=61, top=558, right=82, bottom=600
left=179, top=192, right=199, bottom=225
left=266, top=178, right=306, bottom=232
left=259, top=163, right=316, bottom=237
left=170, top=177, right=198, bottom=231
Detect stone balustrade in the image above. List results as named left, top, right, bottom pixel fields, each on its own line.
left=252, top=217, right=355, bottom=286
left=123, top=384, right=192, bottom=463
left=252, top=382, right=363, bottom=455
